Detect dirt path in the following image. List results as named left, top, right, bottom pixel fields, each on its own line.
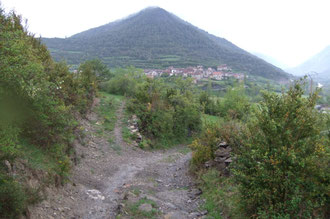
left=28, top=101, right=205, bottom=219
left=113, top=101, right=125, bottom=148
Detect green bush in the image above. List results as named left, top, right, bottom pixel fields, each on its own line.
left=0, top=9, right=98, bottom=152
left=190, top=124, right=222, bottom=165
left=219, top=86, right=250, bottom=120
left=198, top=169, right=242, bottom=219
left=100, top=67, right=144, bottom=96
left=0, top=8, right=98, bottom=217
left=0, top=174, right=27, bottom=219
left=190, top=119, right=244, bottom=167
left=199, top=91, right=220, bottom=115
left=102, top=69, right=202, bottom=146
left=128, top=78, right=202, bottom=146
left=233, top=80, right=329, bottom=218
left=0, top=124, right=20, bottom=161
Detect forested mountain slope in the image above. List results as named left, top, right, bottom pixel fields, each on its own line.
left=43, top=7, right=289, bottom=81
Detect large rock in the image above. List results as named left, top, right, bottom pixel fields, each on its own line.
left=204, top=160, right=215, bottom=168
left=136, top=133, right=143, bottom=143
left=213, top=142, right=233, bottom=176
left=214, top=157, right=227, bottom=162
left=138, top=203, right=153, bottom=212
left=214, top=147, right=231, bottom=158
left=224, top=158, right=232, bottom=163
left=188, top=188, right=202, bottom=199
left=217, top=141, right=229, bottom=148
left=215, top=162, right=226, bottom=171
left=164, top=211, right=188, bottom=219
left=132, top=115, right=138, bottom=121
left=4, top=160, right=12, bottom=173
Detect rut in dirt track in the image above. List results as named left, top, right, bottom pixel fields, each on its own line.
left=113, top=101, right=125, bottom=147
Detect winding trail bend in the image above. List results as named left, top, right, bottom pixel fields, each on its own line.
left=28, top=101, right=204, bottom=219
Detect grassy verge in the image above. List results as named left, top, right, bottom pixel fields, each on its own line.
left=202, top=114, right=223, bottom=127
left=118, top=197, right=159, bottom=219
left=20, top=142, right=58, bottom=172
left=96, top=92, right=124, bottom=134
left=197, top=169, right=242, bottom=219
left=121, top=107, right=136, bottom=144
left=96, top=92, right=129, bottom=153
left=177, top=145, right=191, bottom=155
left=127, top=197, right=159, bottom=218
left=0, top=140, right=67, bottom=218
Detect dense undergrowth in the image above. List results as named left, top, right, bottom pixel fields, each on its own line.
left=100, top=68, right=202, bottom=148
left=190, top=81, right=330, bottom=218
left=0, top=9, right=98, bottom=218
left=98, top=63, right=329, bottom=217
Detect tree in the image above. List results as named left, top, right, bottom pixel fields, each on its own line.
left=199, top=91, right=217, bottom=115
left=233, top=80, right=329, bottom=218
left=219, top=86, right=249, bottom=120
left=80, top=59, right=112, bottom=81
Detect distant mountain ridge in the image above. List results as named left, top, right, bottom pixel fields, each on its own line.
left=43, top=7, right=289, bottom=80
left=253, top=52, right=289, bottom=70
left=288, top=46, right=330, bottom=79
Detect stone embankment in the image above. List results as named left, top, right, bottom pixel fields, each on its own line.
left=205, top=141, right=232, bottom=176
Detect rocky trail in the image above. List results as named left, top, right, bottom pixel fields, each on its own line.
left=28, top=100, right=206, bottom=219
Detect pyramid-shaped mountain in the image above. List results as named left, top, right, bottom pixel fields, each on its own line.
left=43, top=7, right=289, bottom=80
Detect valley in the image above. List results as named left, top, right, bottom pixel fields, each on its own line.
left=0, top=3, right=329, bottom=219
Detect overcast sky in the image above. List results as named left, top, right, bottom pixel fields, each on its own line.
left=1, top=0, right=330, bottom=68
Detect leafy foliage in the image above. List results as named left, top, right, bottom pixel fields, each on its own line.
left=190, top=124, right=222, bottom=165
left=198, top=83, right=251, bottom=120
left=101, top=68, right=202, bottom=147
left=127, top=77, right=202, bottom=146
left=100, top=67, right=145, bottom=96
left=199, top=91, right=220, bottom=115
left=218, top=86, right=250, bottom=120
left=0, top=174, right=27, bottom=218
left=233, top=81, right=329, bottom=218
left=198, top=169, right=241, bottom=219
left=0, top=9, right=98, bottom=218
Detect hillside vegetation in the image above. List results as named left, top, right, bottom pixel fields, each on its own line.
left=190, top=81, right=330, bottom=218
left=99, top=67, right=202, bottom=148
left=0, top=9, right=98, bottom=218
left=99, top=63, right=330, bottom=218
left=1, top=5, right=329, bottom=219
left=43, top=7, right=289, bottom=81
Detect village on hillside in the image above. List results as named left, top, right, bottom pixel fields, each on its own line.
left=144, top=64, right=245, bottom=83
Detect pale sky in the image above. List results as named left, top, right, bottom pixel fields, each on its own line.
left=1, top=0, right=330, bottom=68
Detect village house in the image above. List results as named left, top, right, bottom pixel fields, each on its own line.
left=232, top=73, right=244, bottom=80
left=191, top=72, right=203, bottom=80
left=143, top=65, right=244, bottom=82
left=211, top=71, right=224, bottom=80
left=217, top=64, right=231, bottom=72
